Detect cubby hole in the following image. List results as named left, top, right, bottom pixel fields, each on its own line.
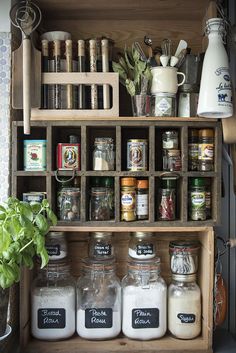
left=188, top=177, right=213, bottom=221
left=17, top=127, right=46, bottom=171
left=121, top=127, right=149, bottom=171
left=154, top=176, right=181, bottom=222
left=86, top=127, right=116, bottom=171
left=17, top=176, right=46, bottom=200
left=155, top=127, right=182, bottom=172
left=85, top=176, right=115, bottom=222
left=52, top=126, right=81, bottom=171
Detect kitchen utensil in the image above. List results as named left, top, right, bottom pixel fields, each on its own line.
left=101, top=39, right=110, bottom=109
left=178, top=53, right=202, bottom=92
left=53, top=40, right=61, bottom=109
left=170, top=56, right=179, bottom=67
left=65, top=40, right=73, bottom=109
left=144, top=35, right=153, bottom=60
left=175, top=48, right=188, bottom=68
left=174, top=39, right=187, bottom=57
left=89, top=39, right=98, bottom=109
left=78, top=40, right=86, bottom=109
left=10, top=0, right=42, bottom=134
left=161, top=38, right=172, bottom=57
left=160, top=55, right=169, bottom=67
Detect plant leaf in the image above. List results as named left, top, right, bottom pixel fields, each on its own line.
left=46, top=208, right=57, bottom=226
left=35, top=214, right=50, bottom=235
left=125, top=79, right=136, bottom=96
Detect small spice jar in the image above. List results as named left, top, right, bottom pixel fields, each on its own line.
left=92, top=137, right=115, bottom=171
left=188, top=129, right=199, bottom=171
left=128, top=232, right=156, bottom=259
left=31, top=260, right=76, bottom=341
left=76, top=258, right=121, bottom=340
left=136, top=179, right=149, bottom=220
left=163, top=149, right=181, bottom=171
left=122, top=258, right=167, bottom=340
left=158, top=177, right=177, bottom=221
left=169, top=241, right=200, bottom=274
left=162, top=131, right=179, bottom=150
left=168, top=274, right=201, bottom=339
left=198, top=129, right=214, bottom=171
left=120, top=178, right=136, bottom=222
left=58, top=187, right=80, bottom=221
left=88, top=232, right=114, bottom=259
left=89, top=187, right=110, bottom=221
left=189, top=177, right=206, bottom=221
left=127, top=139, right=148, bottom=171
left=45, top=232, right=68, bottom=260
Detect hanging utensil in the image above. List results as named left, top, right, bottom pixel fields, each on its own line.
left=10, top=0, right=41, bottom=135
left=161, top=38, right=171, bottom=65
left=101, top=38, right=110, bottom=109
left=65, top=39, right=73, bottom=109
left=89, top=39, right=98, bottom=110
left=78, top=40, right=86, bottom=109
left=174, top=39, right=187, bottom=58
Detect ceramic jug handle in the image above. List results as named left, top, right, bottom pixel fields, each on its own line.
left=177, top=72, right=185, bottom=86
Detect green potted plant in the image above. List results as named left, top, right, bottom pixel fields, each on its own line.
left=112, top=43, right=152, bottom=116
left=0, top=197, right=57, bottom=339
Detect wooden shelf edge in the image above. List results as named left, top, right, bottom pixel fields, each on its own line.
left=50, top=225, right=214, bottom=232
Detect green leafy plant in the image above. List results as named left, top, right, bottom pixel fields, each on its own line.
left=0, top=197, right=57, bottom=289
left=112, top=44, right=152, bottom=96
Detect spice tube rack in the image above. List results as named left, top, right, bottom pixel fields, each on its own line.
left=12, top=117, right=222, bottom=228
left=19, top=227, right=214, bottom=352
left=31, top=72, right=119, bottom=119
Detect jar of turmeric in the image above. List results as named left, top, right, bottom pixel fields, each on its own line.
left=120, top=178, right=136, bottom=221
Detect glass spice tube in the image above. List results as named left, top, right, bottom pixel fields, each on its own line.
left=89, top=187, right=110, bottom=221
left=158, top=177, right=177, bottom=221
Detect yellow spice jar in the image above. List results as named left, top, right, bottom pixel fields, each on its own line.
left=121, top=178, right=136, bottom=221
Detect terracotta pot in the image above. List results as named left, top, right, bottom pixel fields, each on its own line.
left=0, top=288, right=9, bottom=336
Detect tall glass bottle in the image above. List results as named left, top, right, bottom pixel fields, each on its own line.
left=197, top=18, right=233, bottom=118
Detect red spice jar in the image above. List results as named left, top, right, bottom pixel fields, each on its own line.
left=158, top=177, right=177, bottom=221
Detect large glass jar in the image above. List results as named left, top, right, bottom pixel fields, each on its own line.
left=89, top=187, right=110, bottom=221
left=58, top=187, right=80, bottom=221
left=128, top=232, right=156, bottom=259
left=76, top=259, right=121, bottom=340
left=88, top=232, right=114, bottom=259
left=122, top=258, right=167, bottom=340
left=92, top=137, right=115, bottom=171
left=45, top=231, right=68, bottom=260
left=168, top=274, right=201, bottom=339
left=31, top=260, right=76, bottom=341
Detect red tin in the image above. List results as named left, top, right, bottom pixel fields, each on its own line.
left=57, top=143, right=81, bottom=170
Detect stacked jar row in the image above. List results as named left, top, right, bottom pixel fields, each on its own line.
left=56, top=176, right=212, bottom=222
left=22, top=128, right=215, bottom=172
left=31, top=232, right=201, bottom=342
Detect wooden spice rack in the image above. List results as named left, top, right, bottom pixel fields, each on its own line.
left=12, top=118, right=221, bottom=229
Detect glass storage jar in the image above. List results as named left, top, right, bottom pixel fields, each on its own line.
left=58, top=187, right=80, bottom=221
left=168, top=274, right=201, bottom=339
left=88, top=232, right=114, bottom=259
left=31, top=260, right=76, bottom=341
left=120, top=177, right=136, bottom=221
left=122, top=258, right=167, bottom=340
left=76, top=258, right=121, bottom=340
left=189, top=177, right=206, bottom=221
left=92, top=137, right=115, bottom=171
left=128, top=232, right=156, bottom=259
left=89, top=187, right=110, bottom=221
left=188, top=129, right=199, bottom=171
left=169, top=241, right=200, bottom=274
left=162, top=130, right=179, bottom=150
left=45, top=232, right=68, bottom=260
left=158, top=177, right=177, bottom=221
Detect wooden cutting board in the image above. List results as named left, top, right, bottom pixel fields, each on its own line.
left=222, top=89, right=236, bottom=144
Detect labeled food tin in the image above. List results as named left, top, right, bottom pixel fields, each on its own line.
left=23, top=192, right=46, bottom=204
left=57, top=143, right=81, bottom=170
left=151, top=93, right=176, bottom=117
left=24, top=140, right=47, bottom=171
left=127, top=139, right=148, bottom=171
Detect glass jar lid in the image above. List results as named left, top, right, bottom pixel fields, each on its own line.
left=81, top=258, right=116, bottom=272
left=205, top=17, right=226, bottom=36
left=131, top=231, right=153, bottom=238
left=190, top=177, right=206, bottom=187
left=172, top=273, right=197, bottom=283
left=161, top=177, right=177, bottom=189
left=94, top=137, right=114, bottom=145
left=127, top=257, right=160, bottom=272
left=199, top=129, right=214, bottom=138
left=46, top=231, right=65, bottom=239
left=91, top=187, right=108, bottom=195
left=90, top=231, right=113, bottom=239
left=37, top=259, right=71, bottom=275
left=169, top=240, right=200, bottom=253
left=61, top=187, right=80, bottom=193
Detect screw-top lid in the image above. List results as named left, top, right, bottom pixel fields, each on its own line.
left=90, top=176, right=103, bottom=187
left=190, top=177, right=206, bottom=187
left=169, top=240, right=200, bottom=252
left=121, top=177, right=136, bottom=187
left=161, top=177, right=177, bottom=189
left=69, top=134, right=80, bottom=143
left=172, top=273, right=197, bottom=282
left=137, top=179, right=149, bottom=189
left=199, top=129, right=214, bottom=138
left=131, top=231, right=153, bottom=238
left=90, top=231, right=113, bottom=239
left=46, top=231, right=65, bottom=238
left=102, top=177, right=114, bottom=188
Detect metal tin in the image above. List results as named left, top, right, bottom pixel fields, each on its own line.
left=23, top=192, right=46, bottom=204
left=127, top=139, right=148, bottom=171
left=151, top=93, right=176, bottom=117
left=57, top=143, right=81, bottom=170
left=24, top=140, right=47, bottom=171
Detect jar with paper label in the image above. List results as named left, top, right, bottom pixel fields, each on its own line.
left=128, top=232, right=156, bottom=259
left=45, top=232, right=68, bottom=260
left=76, top=259, right=121, bottom=340
left=121, top=178, right=136, bottom=221
left=189, top=178, right=206, bottom=221
left=136, top=179, right=149, bottom=220
left=31, top=260, right=76, bottom=341
left=198, top=129, right=214, bottom=171
left=93, top=137, right=115, bottom=171
left=168, top=274, right=201, bottom=339
left=88, top=232, right=114, bottom=259
left=122, top=258, right=167, bottom=340
left=188, top=129, right=199, bottom=171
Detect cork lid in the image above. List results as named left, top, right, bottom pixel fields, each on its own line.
left=199, top=129, right=214, bottom=138
left=121, top=177, right=136, bottom=186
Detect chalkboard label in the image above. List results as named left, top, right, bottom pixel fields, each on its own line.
left=85, top=308, right=113, bottom=328
left=177, top=313, right=196, bottom=324
left=136, top=244, right=154, bottom=256
left=46, top=244, right=60, bottom=256
left=93, top=244, right=112, bottom=256
left=132, top=308, right=159, bottom=328
left=38, top=308, right=65, bottom=329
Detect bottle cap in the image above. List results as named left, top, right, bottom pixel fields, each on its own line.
left=121, top=177, right=136, bottom=187
left=69, top=135, right=79, bottom=143
left=137, top=179, right=149, bottom=188
left=199, top=129, right=214, bottom=138
left=190, top=177, right=205, bottom=187
left=161, top=177, right=177, bottom=189
left=102, top=177, right=114, bottom=188
left=172, top=274, right=197, bottom=282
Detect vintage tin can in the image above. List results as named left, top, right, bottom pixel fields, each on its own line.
left=151, top=93, right=176, bottom=117
left=23, top=192, right=47, bottom=204
left=57, top=143, right=81, bottom=170
left=24, top=140, right=47, bottom=171
left=127, top=139, right=148, bottom=171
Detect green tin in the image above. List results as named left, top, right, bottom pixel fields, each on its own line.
left=24, top=140, right=47, bottom=171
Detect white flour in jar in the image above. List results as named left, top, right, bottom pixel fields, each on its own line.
left=168, top=290, right=201, bottom=339
left=128, top=247, right=155, bottom=260
left=31, top=286, right=75, bottom=340
left=122, top=284, right=167, bottom=340
left=76, top=309, right=121, bottom=339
